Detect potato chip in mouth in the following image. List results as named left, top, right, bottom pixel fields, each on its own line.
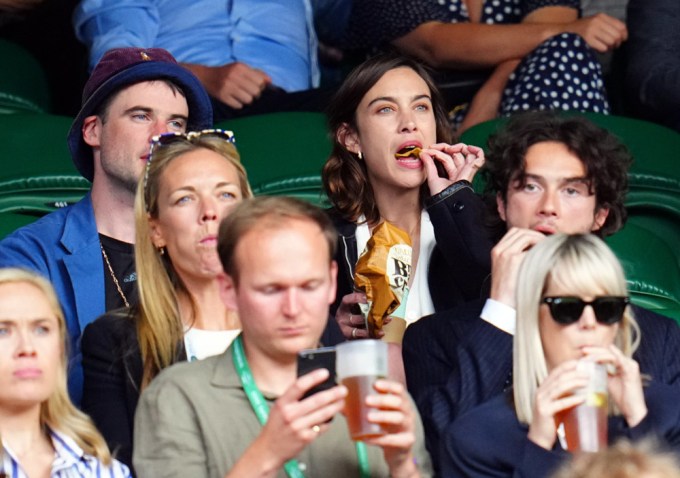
left=395, top=146, right=422, bottom=159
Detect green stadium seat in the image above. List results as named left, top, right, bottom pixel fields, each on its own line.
left=0, top=211, right=40, bottom=240
left=606, top=222, right=680, bottom=324
left=0, top=113, right=88, bottom=215
left=0, top=39, right=51, bottom=114
left=215, top=112, right=332, bottom=204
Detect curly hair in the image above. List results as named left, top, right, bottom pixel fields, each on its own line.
left=322, top=51, right=451, bottom=224
left=482, top=111, right=631, bottom=236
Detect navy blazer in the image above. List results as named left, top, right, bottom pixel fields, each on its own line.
left=404, top=302, right=680, bottom=472
left=441, top=383, right=680, bottom=477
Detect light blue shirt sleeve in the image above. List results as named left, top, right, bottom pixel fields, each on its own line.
left=73, top=0, right=162, bottom=70
left=73, top=0, right=319, bottom=90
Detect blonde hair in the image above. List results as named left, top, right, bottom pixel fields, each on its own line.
left=513, top=234, right=640, bottom=424
left=134, top=135, right=252, bottom=387
left=0, top=268, right=113, bottom=464
left=551, top=438, right=680, bottom=478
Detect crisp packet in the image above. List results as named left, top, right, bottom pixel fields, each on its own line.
left=354, top=221, right=412, bottom=338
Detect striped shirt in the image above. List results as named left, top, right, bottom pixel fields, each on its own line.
left=1, top=428, right=130, bottom=478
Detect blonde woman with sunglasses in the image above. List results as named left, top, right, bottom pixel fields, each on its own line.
left=440, top=234, right=680, bottom=478
left=0, top=268, right=130, bottom=478
left=79, top=130, right=252, bottom=471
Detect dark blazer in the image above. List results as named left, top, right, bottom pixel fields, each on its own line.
left=81, top=307, right=186, bottom=471
left=441, top=383, right=680, bottom=477
left=328, top=180, right=493, bottom=333
left=626, top=0, right=680, bottom=132
left=404, top=302, right=680, bottom=472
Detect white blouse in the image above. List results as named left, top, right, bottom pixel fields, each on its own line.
left=183, top=328, right=241, bottom=362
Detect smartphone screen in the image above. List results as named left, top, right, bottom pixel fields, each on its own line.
left=297, top=346, right=337, bottom=400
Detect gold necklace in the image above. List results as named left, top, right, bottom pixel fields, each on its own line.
left=100, top=242, right=130, bottom=308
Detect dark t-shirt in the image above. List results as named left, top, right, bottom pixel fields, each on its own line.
left=99, top=234, right=138, bottom=311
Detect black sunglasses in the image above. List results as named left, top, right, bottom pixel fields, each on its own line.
left=542, top=296, right=630, bottom=325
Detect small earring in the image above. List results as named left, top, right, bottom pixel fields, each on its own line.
left=159, top=246, right=166, bottom=256
left=357, top=151, right=363, bottom=160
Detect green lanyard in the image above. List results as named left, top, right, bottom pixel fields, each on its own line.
left=232, top=337, right=370, bottom=478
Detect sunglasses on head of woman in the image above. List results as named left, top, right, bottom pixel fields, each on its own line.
left=148, top=129, right=236, bottom=157
left=542, top=296, right=630, bottom=325
left=143, top=129, right=236, bottom=207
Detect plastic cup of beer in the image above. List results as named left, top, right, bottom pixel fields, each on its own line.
left=336, top=339, right=388, bottom=441
left=557, top=360, right=608, bottom=452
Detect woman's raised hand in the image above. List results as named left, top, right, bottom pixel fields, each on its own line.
left=527, top=360, right=589, bottom=450
left=420, top=143, right=485, bottom=196
left=583, top=345, right=648, bottom=427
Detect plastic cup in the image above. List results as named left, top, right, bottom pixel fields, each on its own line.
left=556, top=361, right=608, bottom=452
left=336, top=339, right=388, bottom=440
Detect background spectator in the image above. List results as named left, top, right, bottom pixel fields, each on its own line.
left=625, top=0, right=680, bottom=132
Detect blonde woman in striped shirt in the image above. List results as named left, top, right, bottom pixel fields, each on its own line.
left=0, top=268, right=129, bottom=478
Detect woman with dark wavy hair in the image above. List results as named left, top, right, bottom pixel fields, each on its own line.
left=322, top=52, right=491, bottom=354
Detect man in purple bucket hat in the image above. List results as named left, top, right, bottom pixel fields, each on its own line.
left=0, top=47, right=212, bottom=404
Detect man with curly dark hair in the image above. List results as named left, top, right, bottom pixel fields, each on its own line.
left=402, top=111, right=680, bottom=472
left=482, top=110, right=630, bottom=239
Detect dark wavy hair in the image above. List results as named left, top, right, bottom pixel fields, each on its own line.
left=322, top=51, right=451, bottom=224
left=483, top=111, right=631, bottom=237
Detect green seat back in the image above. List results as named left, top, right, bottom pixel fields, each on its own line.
left=0, top=39, right=51, bottom=114
left=606, top=223, right=680, bottom=319
left=0, top=113, right=88, bottom=214
left=215, top=112, right=331, bottom=204
left=0, top=211, right=40, bottom=239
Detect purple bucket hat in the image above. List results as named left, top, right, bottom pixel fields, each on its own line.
left=67, top=47, right=213, bottom=181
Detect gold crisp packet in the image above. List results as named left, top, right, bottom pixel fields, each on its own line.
left=354, top=221, right=412, bottom=338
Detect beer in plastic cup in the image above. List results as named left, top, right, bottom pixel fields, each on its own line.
left=336, top=339, right=388, bottom=440
left=556, top=360, right=608, bottom=452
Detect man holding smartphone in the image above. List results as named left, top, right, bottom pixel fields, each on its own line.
left=133, top=196, right=432, bottom=477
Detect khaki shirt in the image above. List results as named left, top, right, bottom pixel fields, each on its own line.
left=133, top=348, right=432, bottom=478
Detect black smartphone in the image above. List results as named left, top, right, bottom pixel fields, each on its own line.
left=297, top=346, right=337, bottom=400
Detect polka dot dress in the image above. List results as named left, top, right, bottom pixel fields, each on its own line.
left=501, top=32, right=608, bottom=115
left=345, top=0, right=609, bottom=129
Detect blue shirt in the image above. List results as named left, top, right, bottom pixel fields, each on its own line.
left=1, top=428, right=131, bottom=478
left=74, top=0, right=320, bottom=92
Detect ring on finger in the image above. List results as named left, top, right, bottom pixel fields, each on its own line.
left=312, top=425, right=321, bottom=433
left=352, top=328, right=357, bottom=339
